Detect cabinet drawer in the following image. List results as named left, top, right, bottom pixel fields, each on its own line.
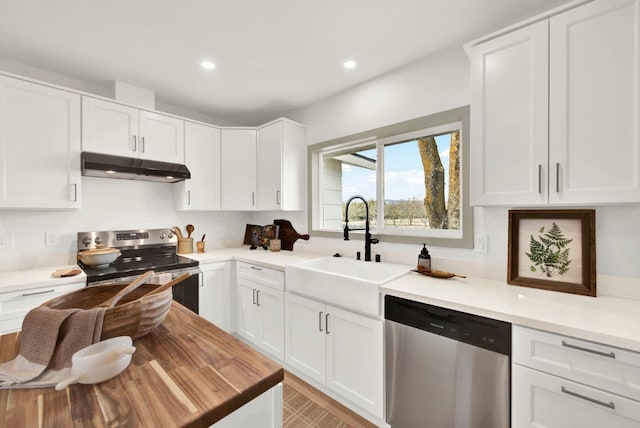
left=0, top=317, right=23, bottom=335
left=513, top=325, right=640, bottom=401
left=0, top=282, right=85, bottom=316
left=513, top=364, right=640, bottom=428
left=236, top=262, right=284, bottom=291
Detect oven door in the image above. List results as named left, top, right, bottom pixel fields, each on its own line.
left=88, top=267, right=201, bottom=314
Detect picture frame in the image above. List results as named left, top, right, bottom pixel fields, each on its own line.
left=507, top=209, right=596, bottom=296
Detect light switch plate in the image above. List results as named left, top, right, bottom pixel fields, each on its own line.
left=474, top=235, right=488, bottom=252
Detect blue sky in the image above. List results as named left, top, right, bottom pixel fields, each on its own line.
left=342, top=134, right=452, bottom=201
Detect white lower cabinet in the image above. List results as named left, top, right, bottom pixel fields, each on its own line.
left=513, top=365, right=640, bottom=428
left=235, top=263, right=284, bottom=360
left=211, top=382, right=283, bottom=428
left=198, top=261, right=232, bottom=332
left=512, top=325, right=640, bottom=427
left=284, top=293, right=383, bottom=418
left=0, top=280, right=86, bottom=334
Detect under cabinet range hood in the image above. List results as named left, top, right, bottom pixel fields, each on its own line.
left=81, top=152, right=190, bottom=183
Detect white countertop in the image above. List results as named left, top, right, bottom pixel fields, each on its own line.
left=0, top=265, right=86, bottom=293
left=381, top=272, right=640, bottom=353
left=183, top=247, right=324, bottom=270
left=3, top=247, right=639, bottom=354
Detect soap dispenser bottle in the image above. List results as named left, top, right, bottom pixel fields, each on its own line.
left=418, top=244, right=431, bottom=271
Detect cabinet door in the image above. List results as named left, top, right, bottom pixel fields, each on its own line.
left=513, top=364, right=640, bottom=427
left=0, top=76, right=81, bottom=209
left=220, top=129, right=257, bottom=210
left=82, top=96, right=139, bottom=157
left=549, top=0, right=640, bottom=204
left=280, top=121, right=306, bottom=210
left=176, top=122, right=221, bottom=211
left=257, top=121, right=282, bottom=211
left=256, top=285, right=284, bottom=360
left=139, top=111, right=184, bottom=163
left=199, top=262, right=231, bottom=332
left=235, top=277, right=259, bottom=343
left=284, top=293, right=326, bottom=384
left=470, top=21, right=549, bottom=206
left=325, top=305, right=383, bottom=418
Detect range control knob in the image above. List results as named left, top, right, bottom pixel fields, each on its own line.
left=95, top=236, right=104, bottom=245
left=82, top=236, right=92, bottom=246
left=159, top=232, right=166, bottom=239
left=167, top=230, right=174, bottom=239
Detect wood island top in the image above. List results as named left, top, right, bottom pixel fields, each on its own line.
left=0, top=303, right=284, bottom=427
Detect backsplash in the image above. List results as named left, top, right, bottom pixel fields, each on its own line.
left=0, top=177, right=250, bottom=272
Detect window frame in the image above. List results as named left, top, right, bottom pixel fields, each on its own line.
left=308, top=105, right=473, bottom=249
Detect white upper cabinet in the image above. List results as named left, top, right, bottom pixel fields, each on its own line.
left=0, top=75, right=81, bottom=209
left=138, top=111, right=184, bottom=163
left=470, top=21, right=549, bottom=206
left=257, top=119, right=306, bottom=211
left=175, top=122, right=221, bottom=211
left=81, top=97, right=139, bottom=158
left=82, top=96, right=184, bottom=164
left=548, top=0, right=640, bottom=204
left=220, top=128, right=257, bottom=210
left=470, top=0, right=640, bottom=206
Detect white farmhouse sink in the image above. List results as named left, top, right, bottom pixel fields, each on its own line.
left=285, top=256, right=411, bottom=316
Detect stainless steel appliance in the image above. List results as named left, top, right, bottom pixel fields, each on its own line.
left=77, top=228, right=200, bottom=313
left=385, top=295, right=511, bottom=428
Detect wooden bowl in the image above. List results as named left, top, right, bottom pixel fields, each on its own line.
left=40, top=283, right=172, bottom=340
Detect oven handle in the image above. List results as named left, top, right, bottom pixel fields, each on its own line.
left=88, top=267, right=201, bottom=287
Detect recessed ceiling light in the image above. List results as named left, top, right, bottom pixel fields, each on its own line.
left=201, top=60, right=215, bottom=70
left=106, top=170, right=116, bottom=174
left=343, top=60, right=357, bottom=69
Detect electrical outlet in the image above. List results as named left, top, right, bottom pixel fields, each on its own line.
left=474, top=235, right=488, bottom=252
left=0, top=234, right=13, bottom=249
left=45, top=232, right=59, bottom=247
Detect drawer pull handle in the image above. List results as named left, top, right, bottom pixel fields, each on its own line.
left=250, top=266, right=262, bottom=271
left=22, top=289, right=55, bottom=297
left=561, top=341, right=616, bottom=359
left=256, top=290, right=260, bottom=306
left=561, top=386, right=615, bottom=410
left=319, top=311, right=323, bottom=332
left=252, top=289, right=256, bottom=305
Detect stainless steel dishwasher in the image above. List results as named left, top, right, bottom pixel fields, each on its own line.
left=385, top=295, right=511, bottom=428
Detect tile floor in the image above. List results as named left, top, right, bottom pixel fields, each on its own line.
left=282, top=370, right=377, bottom=428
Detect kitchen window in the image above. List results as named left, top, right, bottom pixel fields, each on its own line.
left=308, top=106, right=472, bottom=248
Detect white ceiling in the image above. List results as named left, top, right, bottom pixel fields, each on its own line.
left=0, top=0, right=571, bottom=125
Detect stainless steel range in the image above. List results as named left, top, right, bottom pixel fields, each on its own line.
left=77, top=228, right=200, bottom=313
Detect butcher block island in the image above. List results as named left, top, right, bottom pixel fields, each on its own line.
left=0, top=303, right=284, bottom=427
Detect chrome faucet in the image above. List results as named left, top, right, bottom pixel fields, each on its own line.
left=344, top=195, right=379, bottom=261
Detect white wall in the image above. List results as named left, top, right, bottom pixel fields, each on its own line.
left=0, top=178, right=251, bottom=271
left=269, top=45, right=640, bottom=281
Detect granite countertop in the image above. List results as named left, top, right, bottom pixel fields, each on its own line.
left=0, top=303, right=283, bottom=427
left=381, top=272, right=640, bottom=353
